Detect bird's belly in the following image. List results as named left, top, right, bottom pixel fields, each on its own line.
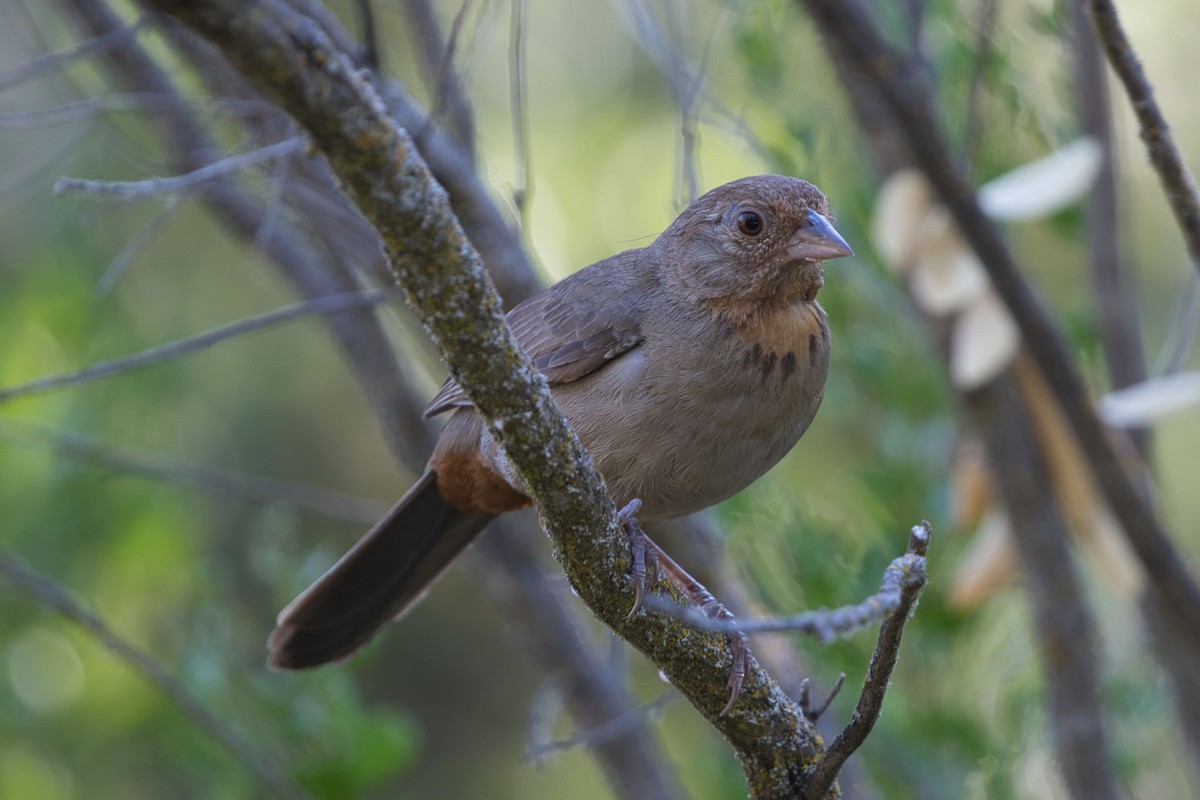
left=562, top=334, right=828, bottom=519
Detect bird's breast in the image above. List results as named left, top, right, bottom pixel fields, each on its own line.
left=563, top=301, right=830, bottom=519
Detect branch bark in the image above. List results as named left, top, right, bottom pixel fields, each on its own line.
left=1086, top=0, right=1200, bottom=276
left=975, top=366, right=1119, bottom=800
left=798, top=0, right=1200, bottom=645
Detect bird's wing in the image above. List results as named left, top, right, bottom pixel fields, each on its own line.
left=424, top=251, right=651, bottom=418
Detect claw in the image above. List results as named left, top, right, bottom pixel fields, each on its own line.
left=619, top=499, right=656, bottom=619
left=616, top=500, right=753, bottom=715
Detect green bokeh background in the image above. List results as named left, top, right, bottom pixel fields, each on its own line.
left=1, top=0, right=1198, bottom=798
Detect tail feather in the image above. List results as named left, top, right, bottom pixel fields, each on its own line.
left=268, top=471, right=494, bottom=669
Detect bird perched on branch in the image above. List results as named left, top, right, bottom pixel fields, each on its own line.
left=268, top=175, right=852, bottom=693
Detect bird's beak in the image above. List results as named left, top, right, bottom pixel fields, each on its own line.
left=787, top=210, right=854, bottom=261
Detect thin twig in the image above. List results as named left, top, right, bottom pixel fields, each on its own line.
left=525, top=692, right=677, bottom=762
left=1071, top=0, right=1148, bottom=424
left=95, top=196, right=184, bottom=292
left=1156, top=270, right=1199, bottom=375
left=0, top=417, right=387, bottom=523
left=0, top=288, right=401, bottom=404
left=1087, top=0, right=1200, bottom=276
left=0, top=92, right=266, bottom=128
left=646, top=531, right=928, bottom=640
left=962, top=0, right=997, bottom=167
left=0, top=14, right=143, bottom=92
left=54, top=136, right=304, bottom=201
left=405, top=0, right=477, bottom=157
left=804, top=523, right=931, bottom=799
left=0, top=551, right=313, bottom=800
left=509, top=0, right=532, bottom=230
left=798, top=673, right=845, bottom=723
left=353, top=0, right=379, bottom=71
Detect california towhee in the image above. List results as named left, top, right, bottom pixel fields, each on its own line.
left=268, top=174, right=852, bottom=677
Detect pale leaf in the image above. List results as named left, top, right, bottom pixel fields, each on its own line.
left=1097, top=372, right=1200, bottom=427
left=950, top=292, right=1020, bottom=389
left=871, top=168, right=937, bottom=273
left=907, top=209, right=990, bottom=315
left=979, top=137, right=1103, bottom=221
left=949, top=509, right=1017, bottom=609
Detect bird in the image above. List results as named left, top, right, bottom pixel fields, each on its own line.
left=268, top=174, right=853, bottom=676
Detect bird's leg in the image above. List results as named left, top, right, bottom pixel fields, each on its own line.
left=617, top=499, right=659, bottom=619
left=616, top=499, right=749, bottom=716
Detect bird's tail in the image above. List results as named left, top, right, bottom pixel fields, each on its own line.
left=267, top=470, right=494, bottom=669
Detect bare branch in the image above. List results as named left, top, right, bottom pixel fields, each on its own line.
left=509, top=0, right=532, bottom=228
left=804, top=523, right=931, bottom=800
left=525, top=692, right=677, bottom=763
left=477, top=521, right=687, bottom=799
left=0, top=550, right=313, bottom=800
left=1086, top=0, right=1200, bottom=276
left=0, top=417, right=387, bottom=523
left=95, top=197, right=185, bottom=292
left=133, top=6, right=686, bottom=796
left=0, top=14, right=143, bottom=92
left=54, top=137, right=304, bottom=201
left=799, top=0, right=1200, bottom=644
left=975, top=366, right=1120, bottom=800
left=647, top=524, right=929, bottom=640
left=1071, top=0, right=1149, bottom=456
left=62, top=0, right=434, bottom=466
left=0, top=92, right=266, bottom=128
left=403, top=0, right=477, bottom=156
left=0, top=288, right=401, bottom=404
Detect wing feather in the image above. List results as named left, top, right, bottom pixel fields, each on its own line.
left=423, top=250, right=653, bottom=418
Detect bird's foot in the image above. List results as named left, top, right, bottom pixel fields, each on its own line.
left=616, top=498, right=748, bottom=716
left=618, top=499, right=659, bottom=619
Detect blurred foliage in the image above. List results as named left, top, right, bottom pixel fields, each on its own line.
left=1, top=0, right=1198, bottom=798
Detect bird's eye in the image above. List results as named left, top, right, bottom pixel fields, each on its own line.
left=736, top=211, right=764, bottom=237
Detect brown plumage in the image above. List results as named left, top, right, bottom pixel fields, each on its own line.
left=268, top=175, right=853, bottom=670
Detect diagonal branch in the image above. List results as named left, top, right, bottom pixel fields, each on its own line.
left=0, top=416, right=388, bottom=523
left=63, top=0, right=432, bottom=468
left=0, top=289, right=400, bottom=404
left=1086, top=0, right=1200, bottom=276
left=0, top=550, right=313, bottom=800
left=140, top=1, right=827, bottom=796
left=798, top=0, right=1200, bottom=644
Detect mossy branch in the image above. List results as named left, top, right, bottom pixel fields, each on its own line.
left=141, top=0, right=829, bottom=795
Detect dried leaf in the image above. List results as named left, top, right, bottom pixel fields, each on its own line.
left=871, top=168, right=937, bottom=273
left=1013, top=356, right=1145, bottom=597
left=951, top=436, right=993, bottom=529
left=906, top=209, right=991, bottom=315
left=1097, top=372, right=1200, bottom=427
left=949, top=291, right=1020, bottom=389
left=949, top=509, right=1017, bottom=609
left=978, top=137, right=1103, bottom=221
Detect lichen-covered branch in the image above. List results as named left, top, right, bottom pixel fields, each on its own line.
left=140, top=0, right=828, bottom=795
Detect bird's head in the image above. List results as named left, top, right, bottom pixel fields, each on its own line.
left=656, top=175, right=852, bottom=314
